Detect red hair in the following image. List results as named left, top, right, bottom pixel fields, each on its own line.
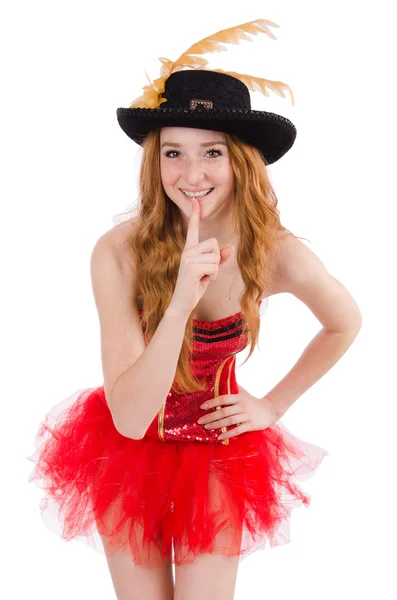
left=126, top=129, right=305, bottom=394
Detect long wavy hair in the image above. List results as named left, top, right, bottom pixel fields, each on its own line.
left=125, top=128, right=307, bottom=394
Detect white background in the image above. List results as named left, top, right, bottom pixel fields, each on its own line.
left=2, top=0, right=395, bottom=598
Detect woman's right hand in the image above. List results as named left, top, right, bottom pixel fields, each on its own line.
left=169, top=197, right=235, bottom=318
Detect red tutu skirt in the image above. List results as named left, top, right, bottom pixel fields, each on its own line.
left=27, top=385, right=328, bottom=566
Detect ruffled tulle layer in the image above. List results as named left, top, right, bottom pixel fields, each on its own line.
left=27, top=386, right=328, bottom=566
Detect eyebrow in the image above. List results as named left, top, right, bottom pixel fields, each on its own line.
left=161, top=141, right=227, bottom=148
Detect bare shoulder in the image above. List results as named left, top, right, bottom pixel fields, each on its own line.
left=269, top=230, right=362, bottom=331
left=93, top=217, right=139, bottom=276
left=272, top=230, right=326, bottom=291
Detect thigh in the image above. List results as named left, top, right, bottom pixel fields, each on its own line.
left=173, top=469, right=242, bottom=600
left=98, top=499, right=174, bottom=600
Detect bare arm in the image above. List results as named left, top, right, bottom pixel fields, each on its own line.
left=90, top=229, right=189, bottom=440
left=272, top=233, right=362, bottom=333
left=110, top=308, right=189, bottom=439
left=260, top=233, right=362, bottom=417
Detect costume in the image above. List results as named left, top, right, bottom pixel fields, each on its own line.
left=28, top=299, right=328, bottom=566
left=27, top=19, right=329, bottom=567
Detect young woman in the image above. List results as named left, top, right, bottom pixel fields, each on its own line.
left=27, top=20, right=362, bottom=600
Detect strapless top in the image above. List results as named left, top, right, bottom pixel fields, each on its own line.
left=138, top=298, right=268, bottom=444
left=138, top=298, right=268, bottom=356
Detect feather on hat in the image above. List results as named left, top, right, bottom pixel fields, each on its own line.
left=129, top=19, right=294, bottom=109
left=116, top=18, right=297, bottom=165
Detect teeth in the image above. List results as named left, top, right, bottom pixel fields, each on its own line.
left=182, top=189, right=212, bottom=198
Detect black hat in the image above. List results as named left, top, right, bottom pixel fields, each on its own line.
left=116, top=19, right=297, bottom=165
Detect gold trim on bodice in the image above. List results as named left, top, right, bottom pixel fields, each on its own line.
left=158, top=355, right=235, bottom=445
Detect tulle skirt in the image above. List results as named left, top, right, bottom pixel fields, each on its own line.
left=27, top=386, right=328, bottom=566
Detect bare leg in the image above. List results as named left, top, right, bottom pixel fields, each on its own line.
left=98, top=499, right=174, bottom=600
left=173, top=470, right=242, bottom=600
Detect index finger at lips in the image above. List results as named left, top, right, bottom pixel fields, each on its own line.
left=184, top=196, right=200, bottom=251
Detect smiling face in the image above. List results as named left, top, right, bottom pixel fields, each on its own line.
left=159, top=127, right=237, bottom=242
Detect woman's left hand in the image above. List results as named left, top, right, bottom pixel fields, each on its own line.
left=197, top=384, right=280, bottom=441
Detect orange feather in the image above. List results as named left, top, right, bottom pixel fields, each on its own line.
left=128, top=18, right=294, bottom=109
left=174, top=18, right=279, bottom=63
left=212, top=68, right=295, bottom=107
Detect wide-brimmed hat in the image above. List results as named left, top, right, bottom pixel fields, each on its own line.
left=116, top=19, right=297, bottom=165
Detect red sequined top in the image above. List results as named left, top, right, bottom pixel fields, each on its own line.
left=138, top=300, right=266, bottom=446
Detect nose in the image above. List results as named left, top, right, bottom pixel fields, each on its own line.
left=182, top=159, right=206, bottom=186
